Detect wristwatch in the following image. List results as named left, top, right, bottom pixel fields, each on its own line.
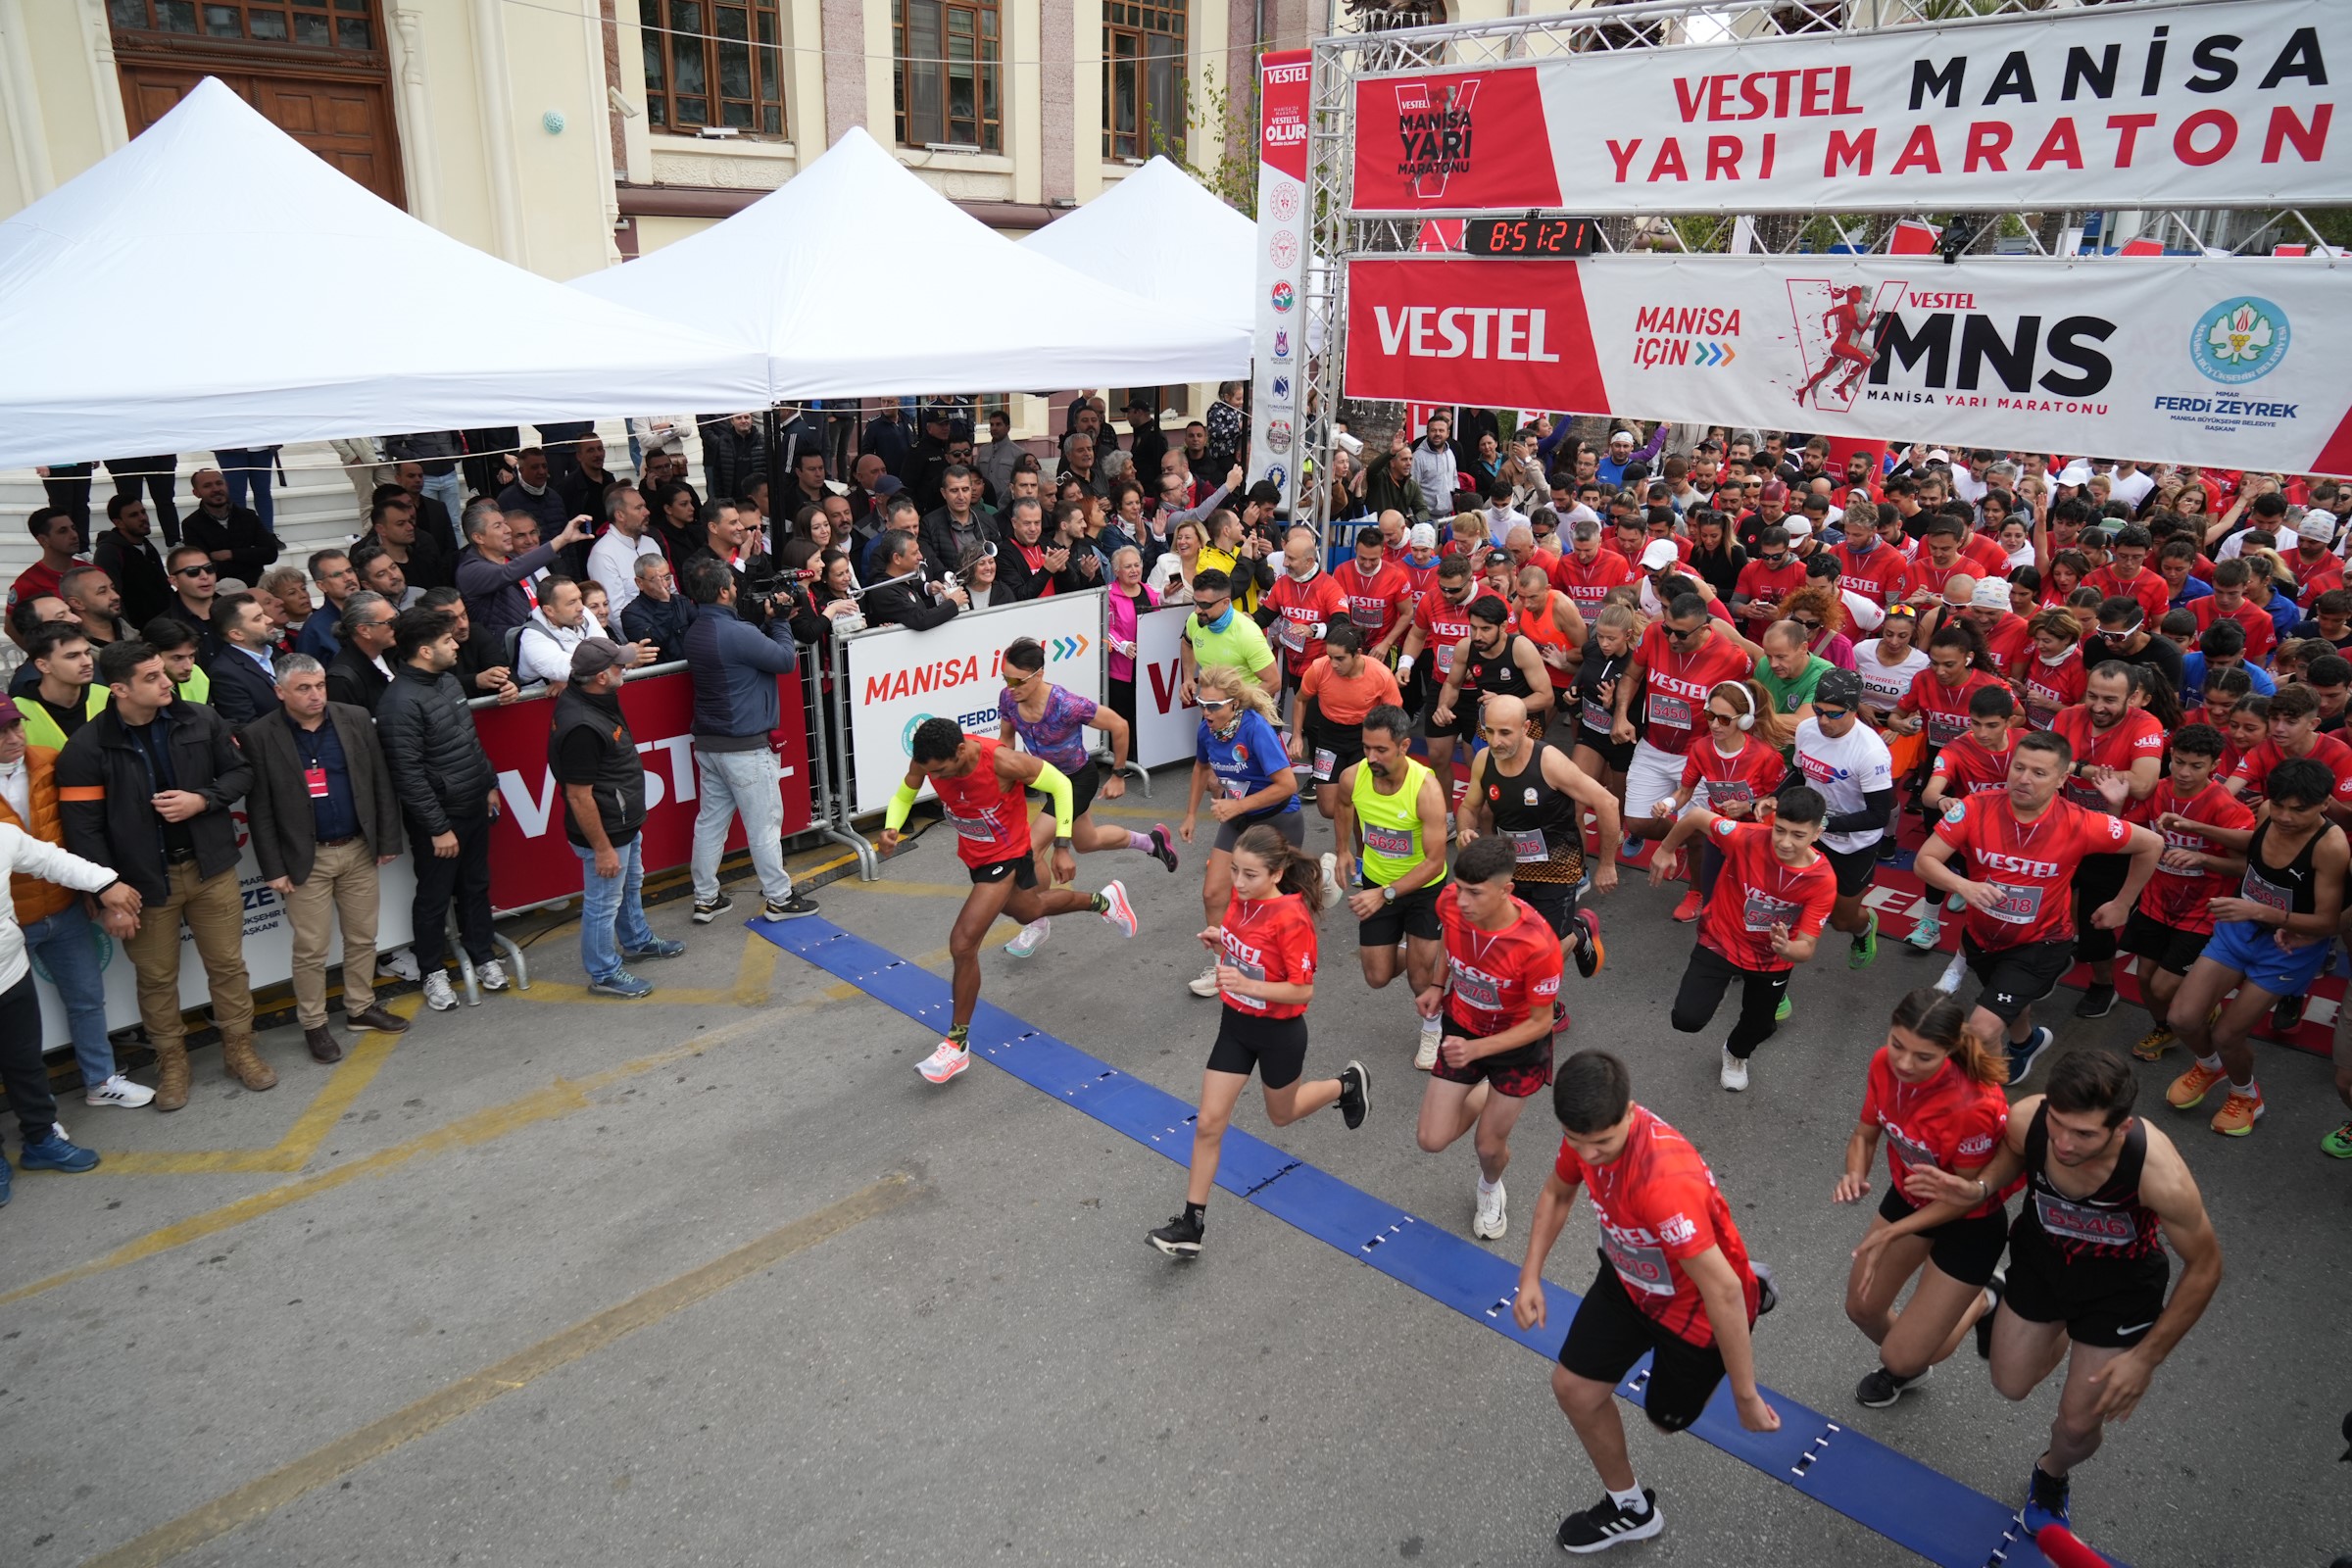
left=1054, top=835, right=1072, bottom=849
left=1382, top=884, right=1397, bottom=905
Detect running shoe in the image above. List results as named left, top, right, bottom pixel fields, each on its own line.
left=2022, top=1464, right=2071, bottom=1535
left=1935, top=949, right=1968, bottom=995
left=623, top=939, right=687, bottom=962
left=2008, top=1026, right=2055, bottom=1084
left=1316, top=851, right=1345, bottom=910
left=2320, top=1121, right=2352, bottom=1159
left=1905, top=915, right=1941, bottom=952
left=2166, top=1059, right=2227, bottom=1110
left=1946, top=891, right=1967, bottom=913
left=691, top=893, right=735, bottom=925
left=2208, top=1087, right=2264, bottom=1137
left=1754, top=1260, right=1779, bottom=1316
left=1188, top=963, right=1221, bottom=998
left=1774, top=995, right=1792, bottom=1023
left=1415, top=1013, right=1443, bottom=1071
left=1853, top=1364, right=1930, bottom=1408
left=377, top=948, right=420, bottom=983
left=1149, top=824, right=1180, bottom=873
left=2131, top=1024, right=2176, bottom=1062
left=2074, top=982, right=2116, bottom=1019
left=587, top=971, right=655, bottom=1000
left=762, top=893, right=820, bottom=920
left=1848, top=909, right=1879, bottom=969
left=1337, top=1061, right=1371, bottom=1130
left=17, top=1126, right=99, bottom=1173
left=1472, top=1180, right=1507, bottom=1241
left=1098, top=880, right=1138, bottom=938
left=1556, top=1491, right=1662, bottom=1554
left=1147, top=1210, right=1203, bottom=1258
left=477, top=959, right=510, bottom=993
left=422, top=972, right=460, bottom=1012
left=1670, top=890, right=1703, bottom=923
left=1876, top=837, right=1900, bottom=863
left=1003, top=918, right=1051, bottom=958
left=916, top=1042, right=971, bottom=1084
left=1569, top=909, right=1604, bottom=978
left=1976, top=1272, right=2005, bottom=1360
left=2271, top=993, right=2307, bottom=1035
left=83, top=1074, right=156, bottom=1109
left=1719, top=1050, right=1749, bottom=1093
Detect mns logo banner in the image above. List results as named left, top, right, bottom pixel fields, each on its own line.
left=1342, top=254, right=2352, bottom=474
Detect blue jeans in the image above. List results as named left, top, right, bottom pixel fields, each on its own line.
left=574, top=839, right=656, bottom=983
left=22, top=904, right=116, bottom=1088
left=215, top=446, right=278, bottom=529
left=420, top=469, right=466, bottom=547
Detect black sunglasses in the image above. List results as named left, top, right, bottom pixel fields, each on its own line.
left=174, top=564, right=216, bottom=578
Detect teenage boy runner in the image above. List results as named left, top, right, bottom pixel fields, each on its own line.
left=1331, top=705, right=1452, bottom=1069
left=2050, top=662, right=2167, bottom=1018
left=1907, top=684, right=2020, bottom=954
left=1456, top=693, right=1619, bottom=991
left=1650, top=787, right=1838, bottom=1091
left=1515, top=1049, right=1778, bottom=1553
left=2120, top=723, right=2253, bottom=1062
left=1788, top=668, right=1895, bottom=969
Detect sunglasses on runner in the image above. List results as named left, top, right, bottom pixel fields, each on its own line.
left=1813, top=705, right=1852, bottom=721
left=1706, top=710, right=1741, bottom=726
left=1666, top=621, right=1707, bottom=644
left=1199, top=697, right=1236, bottom=710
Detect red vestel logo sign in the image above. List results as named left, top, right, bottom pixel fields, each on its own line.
left=1349, top=67, right=1558, bottom=212
left=1343, top=258, right=1608, bottom=412
left=1260, top=51, right=1312, bottom=182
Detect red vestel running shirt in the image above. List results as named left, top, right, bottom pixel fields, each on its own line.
left=1960, top=531, right=2012, bottom=578
left=1216, top=889, right=1317, bottom=1020
left=1264, top=569, right=1350, bottom=677
left=1549, top=549, right=1639, bottom=616
left=1930, top=731, right=2015, bottom=797
left=1733, top=557, right=1808, bottom=633
left=1331, top=558, right=1414, bottom=645
left=1396, top=553, right=1443, bottom=610
left=2021, top=648, right=2087, bottom=730
left=2230, top=732, right=2352, bottom=807
left=2189, top=594, right=2277, bottom=662
left=1696, top=817, right=1836, bottom=972
left=930, top=737, right=1033, bottom=868
left=1932, top=793, right=2132, bottom=948
left=1832, top=542, right=1909, bottom=609
left=1413, top=587, right=1479, bottom=683
left=1861, top=1050, right=2010, bottom=1219
left=1679, top=735, right=1788, bottom=814
left=2132, top=780, right=2255, bottom=934
left=2291, top=549, right=2345, bottom=606
left=2050, top=705, right=2166, bottom=812
left=1553, top=1104, right=1760, bottom=1347
left=1899, top=667, right=2008, bottom=748
left=1905, top=553, right=1972, bottom=602
left=1973, top=614, right=2034, bottom=680
left=1436, top=883, right=1563, bottom=1036
left=2086, top=564, right=2172, bottom=625
left=1634, top=622, right=1755, bottom=758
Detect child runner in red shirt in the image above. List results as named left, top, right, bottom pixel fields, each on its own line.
left=1907, top=685, right=2021, bottom=954
left=2119, top=723, right=2253, bottom=1062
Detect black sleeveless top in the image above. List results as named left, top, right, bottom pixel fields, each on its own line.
left=1574, top=646, right=1631, bottom=739
left=2239, top=817, right=2324, bottom=920
left=2018, top=1102, right=2165, bottom=1264
left=1481, top=740, right=1584, bottom=885
left=1462, top=632, right=1538, bottom=703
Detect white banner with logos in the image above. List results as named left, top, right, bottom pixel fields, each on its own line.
left=843, top=592, right=1106, bottom=814
left=1251, top=49, right=1312, bottom=515
left=1131, top=605, right=1200, bottom=770
left=1348, top=0, right=2348, bottom=215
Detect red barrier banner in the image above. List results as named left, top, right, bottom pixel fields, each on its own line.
left=472, top=668, right=812, bottom=911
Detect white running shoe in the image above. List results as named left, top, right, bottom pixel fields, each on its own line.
left=917, top=1041, right=971, bottom=1084
left=377, top=948, right=420, bottom=984
left=83, top=1074, right=156, bottom=1109
left=1720, top=1050, right=1750, bottom=1092
left=1099, top=880, right=1138, bottom=938
left=476, top=959, right=510, bottom=993
left=1473, top=1180, right=1508, bottom=1241
left=1935, top=949, right=1969, bottom=995
left=1415, top=1013, right=1443, bottom=1071
left=422, top=972, right=460, bottom=1012
left=1188, top=962, right=1222, bottom=998
left=1004, top=919, right=1051, bottom=958
left=1317, top=852, right=1345, bottom=910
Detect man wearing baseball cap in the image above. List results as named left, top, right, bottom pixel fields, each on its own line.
left=1788, top=666, right=1897, bottom=970
left=551, top=638, right=683, bottom=1001
left=1963, top=575, right=2034, bottom=679
left=2289, top=511, right=2345, bottom=605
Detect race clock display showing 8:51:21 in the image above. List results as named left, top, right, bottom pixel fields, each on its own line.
left=1463, top=217, right=1599, bottom=258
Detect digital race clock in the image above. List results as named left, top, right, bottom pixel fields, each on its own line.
left=1463, top=217, right=1599, bottom=258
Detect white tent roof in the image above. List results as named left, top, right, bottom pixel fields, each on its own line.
left=0, top=78, right=770, bottom=468
left=1021, top=157, right=1254, bottom=339
left=571, top=127, right=1250, bottom=394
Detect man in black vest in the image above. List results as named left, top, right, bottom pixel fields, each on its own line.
left=552, top=638, right=683, bottom=1000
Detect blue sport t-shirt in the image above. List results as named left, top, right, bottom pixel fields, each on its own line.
left=1196, top=708, right=1299, bottom=816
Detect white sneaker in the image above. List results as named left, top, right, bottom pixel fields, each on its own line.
left=1720, top=1050, right=1750, bottom=1092
left=916, top=1041, right=971, bottom=1084
left=476, top=959, right=509, bottom=993
left=1472, top=1180, right=1508, bottom=1240
left=422, top=971, right=459, bottom=1012
left=1414, top=1014, right=1443, bottom=1071
left=377, top=948, right=420, bottom=983
left=1935, top=949, right=1968, bottom=995
left=84, top=1073, right=156, bottom=1109
left=1003, top=919, right=1051, bottom=958
left=1317, top=852, right=1345, bottom=910
left=1188, top=962, right=1222, bottom=998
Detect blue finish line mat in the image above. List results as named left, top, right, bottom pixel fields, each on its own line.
left=760, top=915, right=2118, bottom=1568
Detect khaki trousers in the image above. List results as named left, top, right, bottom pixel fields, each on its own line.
left=284, top=839, right=379, bottom=1029
left=124, top=862, right=255, bottom=1049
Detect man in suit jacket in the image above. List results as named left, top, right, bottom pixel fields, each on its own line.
left=861, top=530, right=963, bottom=631
left=325, top=592, right=398, bottom=711
left=204, top=592, right=282, bottom=728
left=241, top=653, right=408, bottom=1062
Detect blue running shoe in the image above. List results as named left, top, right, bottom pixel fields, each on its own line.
left=19, top=1126, right=99, bottom=1173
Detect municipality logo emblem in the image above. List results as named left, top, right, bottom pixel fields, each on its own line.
left=1271, top=280, right=1296, bottom=313
left=1264, top=464, right=1288, bottom=490
left=1270, top=373, right=1293, bottom=404
left=2191, top=297, right=2289, bottom=384
left=1273, top=328, right=1291, bottom=360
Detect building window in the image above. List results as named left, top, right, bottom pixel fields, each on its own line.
left=640, top=0, right=787, bottom=136
left=1103, top=0, right=1185, bottom=162
left=894, top=0, right=1002, bottom=151
left=110, top=0, right=377, bottom=51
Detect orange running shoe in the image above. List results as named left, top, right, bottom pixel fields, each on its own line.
left=2209, top=1087, right=2265, bottom=1137
left=2166, top=1060, right=2227, bottom=1110
left=1671, top=890, right=1703, bottom=923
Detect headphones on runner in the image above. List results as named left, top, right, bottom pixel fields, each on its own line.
left=1710, top=682, right=1754, bottom=731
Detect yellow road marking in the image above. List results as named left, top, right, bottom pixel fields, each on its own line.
left=80, top=1176, right=919, bottom=1568
left=831, top=880, right=989, bottom=898
left=503, top=928, right=784, bottom=1006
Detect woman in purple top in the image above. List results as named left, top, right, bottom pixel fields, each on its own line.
left=996, top=634, right=1178, bottom=957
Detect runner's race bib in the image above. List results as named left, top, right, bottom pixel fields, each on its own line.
left=1927, top=710, right=1969, bottom=745
left=1743, top=891, right=1803, bottom=933
left=945, top=809, right=998, bottom=843
left=1648, top=693, right=1692, bottom=730
left=1222, top=953, right=1268, bottom=1011
left=1703, top=779, right=1754, bottom=809
left=1447, top=960, right=1501, bottom=1012
left=1434, top=642, right=1457, bottom=674
left=1364, top=825, right=1413, bottom=858
left=1984, top=881, right=2043, bottom=925
left=1223, top=776, right=1250, bottom=800
left=2242, top=866, right=2294, bottom=911
left=2033, top=1190, right=2141, bottom=1248
left=1349, top=599, right=1386, bottom=628
left=1881, top=1119, right=1939, bottom=1174
left=1583, top=698, right=1613, bottom=732
left=1601, top=1228, right=1676, bottom=1297
left=1313, top=747, right=1338, bottom=781
left=1507, top=828, right=1549, bottom=863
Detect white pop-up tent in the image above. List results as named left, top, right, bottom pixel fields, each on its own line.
left=571, top=126, right=1251, bottom=394
left=1020, top=157, right=1254, bottom=340
left=0, top=78, right=770, bottom=468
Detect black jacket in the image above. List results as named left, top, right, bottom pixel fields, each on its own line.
left=376, top=661, right=496, bottom=834
left=919, top=507, right=1000, bottom=583
left=182, top=504, right=280, bottom=586
left=206, top=644, right=281, bottom=729
left=550, top=686, right=647, bottom=848
left=621, top=591, right=695, bottom=663
left=57, top=699, right=251, bottom=901
left=94, top=528, right=172, bottom=628
left=326, top=642, right=392, bottom=711
left=241, top=704, right=404, bottom=885
left=862, top=579, right=958, bottom=632
left=701, top=420, right=769, bottom=503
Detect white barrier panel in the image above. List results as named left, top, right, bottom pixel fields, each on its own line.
left=843, top=591, right=1106, bottom=813
left=32, top=830, right=417, bottom=1054
left=1132, top=604, right=1201, bottom=770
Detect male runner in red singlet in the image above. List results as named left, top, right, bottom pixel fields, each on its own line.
left=1858, top=1049, right=2221, bottom=1537
left=882, top=717, right=1138, bottom=1085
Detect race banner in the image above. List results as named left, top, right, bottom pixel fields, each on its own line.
left=1350, top=0, right=2345, bottom=215
left=1252, top=49, right=1312, bottom=514
left=1131, top=604, right=1199, bottom=769
left=1342, top=254, right=2352, bottom=474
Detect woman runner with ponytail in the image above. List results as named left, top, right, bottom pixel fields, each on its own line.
left=1838, top=989, right=2012, bottom=1407
left=1149, top=823, right=1369, bottom=1258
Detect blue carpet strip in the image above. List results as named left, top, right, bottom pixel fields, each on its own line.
left=760, top=916, right=2113, bottom=1568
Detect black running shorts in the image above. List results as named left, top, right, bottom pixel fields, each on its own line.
left=968, top=852, right=1038, bottom=890
left=2120, top=908, right=2211, bottom=977
left=2001, top=1223, right=2171, bottom=1349
left=1558, top=1261, right=1730, bottom=1434
left=1357, top=880, right=1444, bottom=947
left=1876, top=1185, right=2010, bottom=1289
left=1959, top=935, right=2075, bottom=1024
left=1203, top=1004, right=1310, bottom=1090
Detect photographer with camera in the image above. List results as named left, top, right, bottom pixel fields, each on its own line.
left=678, top=555, right=817, bottom=924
